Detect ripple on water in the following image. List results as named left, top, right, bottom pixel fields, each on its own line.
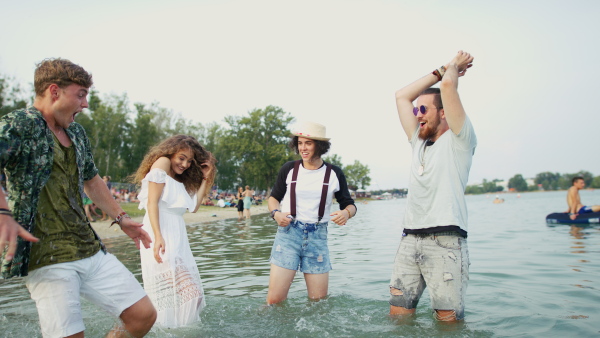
left=1, top=193, right=599, bottom=336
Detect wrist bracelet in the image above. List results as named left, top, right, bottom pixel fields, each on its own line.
left=432, top=69, right=442, bottom=81
left=110, top=211, right=130, bottom=227
left=270, top=209, right=280, bottom=220
left=0, top=208, right=13, bottom=217
left=438, top=65, right=446, bottom=77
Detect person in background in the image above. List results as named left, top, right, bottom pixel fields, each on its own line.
left=0, top=58, right=156, bottom=337
left=266, top=121, right=356, bottom=305
left=391, top=51, right=476, bottom=321
left=82, top=192, right=96, bottom=222
left=99, top=175, right=112, bottom=221
left=133, top=134, right=216, bottom=327
left=236, top=186, right=245, bottom=220
left=243, top=185, right=254, bottom=219
left=567, top=176, right=600, bottom=220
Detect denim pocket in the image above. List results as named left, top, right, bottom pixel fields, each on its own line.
left=277, top=224, right=291, bottom=234
left=434, top=235, right=462, bottom=250
left=316, top=226, right=328, bottom=240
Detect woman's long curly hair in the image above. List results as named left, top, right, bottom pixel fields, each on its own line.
left=132, top=135, right=216, bottom=198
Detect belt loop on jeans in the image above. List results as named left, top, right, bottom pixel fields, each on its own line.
left=296, top=220, right=323, bottom=233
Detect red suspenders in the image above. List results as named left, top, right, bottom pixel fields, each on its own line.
left=290, top=160, right=332, bottom=224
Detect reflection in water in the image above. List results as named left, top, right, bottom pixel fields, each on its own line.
left=569, top=225, right=588, bottom=254
left=2, top=195, right=600, bottom=337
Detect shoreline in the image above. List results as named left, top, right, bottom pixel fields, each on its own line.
left=91, top=204, right=270, bottom=239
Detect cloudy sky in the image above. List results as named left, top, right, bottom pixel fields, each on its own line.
left=1, top=0, right=599, bottom=190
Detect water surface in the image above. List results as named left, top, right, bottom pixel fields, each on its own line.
left=1, top=190, right=599, bottom=337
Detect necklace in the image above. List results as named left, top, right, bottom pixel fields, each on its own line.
left=418, top=139, right=433, bottom=176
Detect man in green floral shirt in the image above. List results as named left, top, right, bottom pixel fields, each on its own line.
left=0, top=59, right=156, bottom=337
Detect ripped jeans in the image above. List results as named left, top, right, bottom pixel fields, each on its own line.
left=269, top=220, right=332, bottom=274
left=389, top=232, right=469, bottom=319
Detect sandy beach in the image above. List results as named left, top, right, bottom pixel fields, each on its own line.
left=91, top=204, right=270, bottom=239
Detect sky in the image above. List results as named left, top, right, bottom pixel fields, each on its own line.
left=1, top=0, right=599, bottom=190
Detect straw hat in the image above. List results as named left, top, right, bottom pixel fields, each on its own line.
left=291, top=121, right=330, bottom=141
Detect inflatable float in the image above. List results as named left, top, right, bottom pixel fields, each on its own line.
left=545, top=212, right=600, bottom=225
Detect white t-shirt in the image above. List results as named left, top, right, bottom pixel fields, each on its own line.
left=271, top=161, right=355, bottom=223
left=403, top=116, right=477, bottom=232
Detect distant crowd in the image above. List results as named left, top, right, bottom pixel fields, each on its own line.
left=204, top=190, right=264, bottom=207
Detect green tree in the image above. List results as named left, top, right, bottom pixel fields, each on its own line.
left=85, top=93, right=132, bottom=181
left=482, top=179, right=503, bottom=193
left=557, top=176, right=571, bottom=190
left=125, top=103, right=162, bottom=176
left=465, top=185, right=484, bottom=194
left=508, top=174, right=528, bottom=192
left=203, top=122, right=238, bottom=191
left=344, top=160, right=371, bottom=190
left=222, top=105, right=295, bottom=192
left=0, top=74, right=28, bottom=117
left=171, top=114, right=206, bottom=142
left=534, top=172, right=561, bottom=190
left=591, top=176, right=600, bottom=189
left=323, top=154, right=343, bottom=168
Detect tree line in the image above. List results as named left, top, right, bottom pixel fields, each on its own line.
left=466, top=170, right=600, bottom=194
left=0, top=73, right=371, bottom=193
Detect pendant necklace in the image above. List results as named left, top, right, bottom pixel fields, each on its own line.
left=418, top=139, right=430, bottom=176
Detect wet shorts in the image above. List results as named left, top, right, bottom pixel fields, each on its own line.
left=578, top=206, right=594, bottom=214
left=25, top=250, right=147, bottom=338
left=389, top=232, right=469, bottom=319
left=269, top=220, right=332, bottom=274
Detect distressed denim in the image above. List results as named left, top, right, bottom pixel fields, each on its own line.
left=269, top=220, right=331, bottom=274
left=389, top=232, right=469, bottom=319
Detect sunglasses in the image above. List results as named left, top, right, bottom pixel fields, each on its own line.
left=412, top=105, right=442, bottom=116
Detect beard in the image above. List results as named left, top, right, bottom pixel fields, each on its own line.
left=418, top=117, right=440, bottom=140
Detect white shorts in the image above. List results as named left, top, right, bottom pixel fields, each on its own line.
left=25, top=250, right=147, bottom=338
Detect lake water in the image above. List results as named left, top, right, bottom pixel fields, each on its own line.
left=1, top=190, right=599, bottom=337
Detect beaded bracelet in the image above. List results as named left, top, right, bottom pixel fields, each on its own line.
left=345, top=208, right=353, bottom=219
left=110, top=211, right=130, bottom=227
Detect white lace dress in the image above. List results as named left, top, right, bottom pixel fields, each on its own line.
left=138, top=168, right=206, bottom=327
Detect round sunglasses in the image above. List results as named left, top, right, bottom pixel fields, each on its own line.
left=413, top=105, right=442, bottom=116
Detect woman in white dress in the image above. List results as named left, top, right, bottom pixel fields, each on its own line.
left=133, top=135, right=216, bottom=328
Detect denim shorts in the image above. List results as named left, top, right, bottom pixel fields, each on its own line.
left=269, top=220, right=332, bottom=274
left=25, top=251, right=147, bottom=338
left=389, top=232, right=469, bottom=319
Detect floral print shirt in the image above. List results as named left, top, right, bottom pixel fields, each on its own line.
left=0, top=106, right=103, bottom=278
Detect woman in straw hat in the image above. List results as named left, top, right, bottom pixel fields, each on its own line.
left=266, top=121, right=357, bottom=304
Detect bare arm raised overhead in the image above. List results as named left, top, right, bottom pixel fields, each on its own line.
left=395, top=70, right=440, bottom=141
left=440, top=50, right=474, bottom=135
left=395, top=50, right=474, bottom=140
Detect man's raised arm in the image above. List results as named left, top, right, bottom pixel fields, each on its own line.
left=395, top=72, right=440, bottom=141
left=440, top=51, right=474, bottom=135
